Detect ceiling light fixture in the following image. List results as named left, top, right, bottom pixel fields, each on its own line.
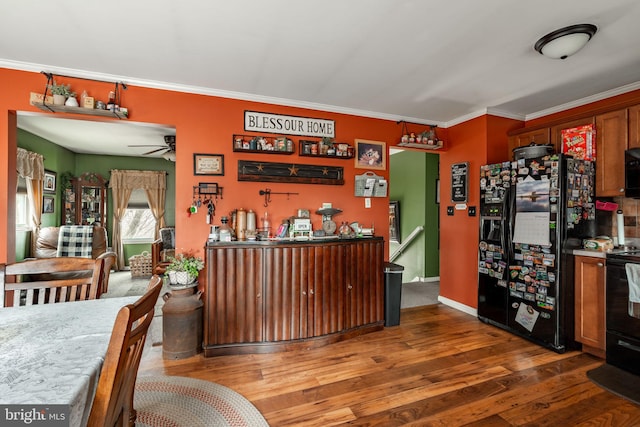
left=534, top=24, right=597, bottom=59
left=162, top=151, right=176, bottom=162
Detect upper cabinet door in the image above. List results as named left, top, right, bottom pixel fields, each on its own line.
left=628, top=105, right=640, bottom=149
left=507, top=128, right=550, bottom=160
left=595, top=109, right=628, bottom=197
left=550, top=117, right=595, bottom=153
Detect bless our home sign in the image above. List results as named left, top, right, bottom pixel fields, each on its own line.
left=244, top=111, right=335, bottom=138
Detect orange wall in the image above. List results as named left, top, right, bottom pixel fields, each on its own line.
left=438, top=115, right=521, bottom=308
left=0, top=68, right=401, bottom=263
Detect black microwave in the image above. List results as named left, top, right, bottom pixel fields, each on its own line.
left=626, top=148, right=640, bottom=198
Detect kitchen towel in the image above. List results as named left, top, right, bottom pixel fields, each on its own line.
left=624, top=263, right=640, bottom=303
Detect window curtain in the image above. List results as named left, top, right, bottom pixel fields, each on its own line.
left=16, top=148, right=45, bottom=255
left=110, top=170, right=167, bottom=270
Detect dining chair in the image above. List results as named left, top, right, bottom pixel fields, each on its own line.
left=87, top=276, right=162, bottom=427
left=0, top=257, right=107, bottom=308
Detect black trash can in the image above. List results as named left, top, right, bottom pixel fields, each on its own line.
left=384, top=262, right=404, bottom=326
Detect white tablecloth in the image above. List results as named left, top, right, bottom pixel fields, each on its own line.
left=0, top=296, right=138, bottom=427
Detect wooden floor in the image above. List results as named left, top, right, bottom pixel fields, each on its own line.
left=138, top=304, right=640, bottom=426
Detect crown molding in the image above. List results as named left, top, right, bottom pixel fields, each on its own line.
left=525, top=81, right=640, bottom=121
left=6, top=59, right=638, bottom=130
left=1, top=59, right=445, bottom=127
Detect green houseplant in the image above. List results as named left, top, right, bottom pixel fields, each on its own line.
left=165, top=251, right=204, bottom=285
left=48, top=81, right=74, bottom=105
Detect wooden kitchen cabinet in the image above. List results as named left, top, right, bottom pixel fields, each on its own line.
left=203, top=238, right=384, bottom=356
left=507, top=128, right=550, bottom=159
left=595, top=109, right=628, bottom=197
left=550, top=117, right=594, bottom=151
left=574, top=255, right=606, bottom=358
left=628, top=104, right=640, bottom=149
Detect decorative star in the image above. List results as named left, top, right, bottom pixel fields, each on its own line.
left=288, top=165, right=299, bottom=176
left=322, top=168, right=329, bottom=175
left=256, top=164, right=265, bottom=172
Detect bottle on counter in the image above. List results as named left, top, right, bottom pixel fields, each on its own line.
left=262, top=211, right=270, bottom=238
left=80, top=90, right=88, bottom=108
left=219, top=216, right=233, bottom=242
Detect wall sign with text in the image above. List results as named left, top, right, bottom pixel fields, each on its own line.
left=451, top=162, right=469, bottom=203
left=244, top=111, right=335, bottom=138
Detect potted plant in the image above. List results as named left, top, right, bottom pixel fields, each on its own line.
left=165, top=250, right=204, bottom=286
left=48, top=81, right=74, bottom=105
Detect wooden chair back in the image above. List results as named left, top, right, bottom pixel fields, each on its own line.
left=87, top=276, right=162, bottom=427
left=0, top=257, right=106, bottom=308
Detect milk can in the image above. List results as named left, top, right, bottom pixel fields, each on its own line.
left=162, top=283, right=203, bottom=360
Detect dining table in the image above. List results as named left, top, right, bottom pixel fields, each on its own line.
left=0, top=296, right=139, bottom=427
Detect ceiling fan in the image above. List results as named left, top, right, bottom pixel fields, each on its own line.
left=129, top=135, right=176, bottom=161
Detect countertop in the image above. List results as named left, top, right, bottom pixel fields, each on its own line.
left=206, top=235, right=382, bottom=247
left=573, top=249, right=607, bottom=259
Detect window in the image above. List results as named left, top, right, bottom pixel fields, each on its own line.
left=16, top=176, right=31, bottom=230
left=120, top=189, right=156, bottom=242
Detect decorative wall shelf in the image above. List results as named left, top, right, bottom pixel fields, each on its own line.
left=298, top=140, right=354, bottom=159
left=397, top=141, right=443, bottom=150
left=34, top=71, right=129, bottom=120
left=238, top=160, right=344, bottom=185
left=233, top=134, right=294, bottom=154
left=31, top=102, right=128, bottom=120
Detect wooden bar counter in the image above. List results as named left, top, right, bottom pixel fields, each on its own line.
left=203, top=237, right=384, bottom=356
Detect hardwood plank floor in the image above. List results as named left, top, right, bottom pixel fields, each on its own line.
left=138, top=304, right=640, bottom=426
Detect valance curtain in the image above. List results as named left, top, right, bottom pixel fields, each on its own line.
left=109, top=170, right=167, bottom=270
left=16, top=148, right=44, bottom=255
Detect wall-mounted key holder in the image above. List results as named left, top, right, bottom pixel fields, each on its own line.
left=354, top=171, right=387, bottom=197
left=191, top=183, right=224, bottom=220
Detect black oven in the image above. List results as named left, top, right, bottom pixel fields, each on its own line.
left=605, top=253, right=640, bottom=376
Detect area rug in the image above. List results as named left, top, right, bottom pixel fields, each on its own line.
left=587, top=363, right=640, bottom=405
left=134, top=376, right=270, bottom=427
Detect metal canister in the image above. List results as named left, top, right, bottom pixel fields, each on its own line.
left=236, top=208, right=247, bottom=241
left=162, top=284, right=203, bottom=360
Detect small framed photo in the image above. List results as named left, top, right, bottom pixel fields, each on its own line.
left=355, top=139, right=386, bottom=170
left=194, top=153, right=224, bottom=176
left=43, top=170, right=56, bottom=193
left=43, top=196, right=54, bottom=214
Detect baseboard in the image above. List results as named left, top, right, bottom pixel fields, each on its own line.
left=409, top=276, right=440, bottom=283
left=438, top=295, right=477, bottom=317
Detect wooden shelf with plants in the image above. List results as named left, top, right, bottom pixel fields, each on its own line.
left=232, top=134, right=295, bottom=154
left=397, top=140, right=443, bottom=150
left=31, top=102, right=128, bottom=120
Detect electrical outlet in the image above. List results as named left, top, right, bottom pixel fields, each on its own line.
left=447, top=206, right=454, bottom=216
left=365, top=198, right=371, bottom=208
left=468, top=206, right=476, bottom=216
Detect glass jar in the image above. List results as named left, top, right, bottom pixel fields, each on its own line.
left=219, top=216, right=233, bottom=242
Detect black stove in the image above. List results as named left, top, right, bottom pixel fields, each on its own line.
left=606, top=247, right=640, bottom=263
left=605, top=249, right=640, bottom=376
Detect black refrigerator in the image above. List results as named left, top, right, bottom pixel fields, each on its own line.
left=478, top=154, right=596, bottom=352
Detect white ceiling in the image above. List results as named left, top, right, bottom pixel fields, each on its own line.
left=4, top=0, right=640, bottom=156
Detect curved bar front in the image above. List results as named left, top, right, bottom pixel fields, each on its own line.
left=203, top=237, right=385, bottom=356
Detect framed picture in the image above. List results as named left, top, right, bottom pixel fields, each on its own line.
left=194, top=153, right=224, bottom=176
left=43, top=170, right=56, bottom=193
left=354, top=139, right=386, bottom=170
left=389, top=200, right=400, bottom=243
left=42, top=196, right=54, bottom=214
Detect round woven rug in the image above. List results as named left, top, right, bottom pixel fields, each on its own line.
left=134, top=375, right=269, bottom=427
